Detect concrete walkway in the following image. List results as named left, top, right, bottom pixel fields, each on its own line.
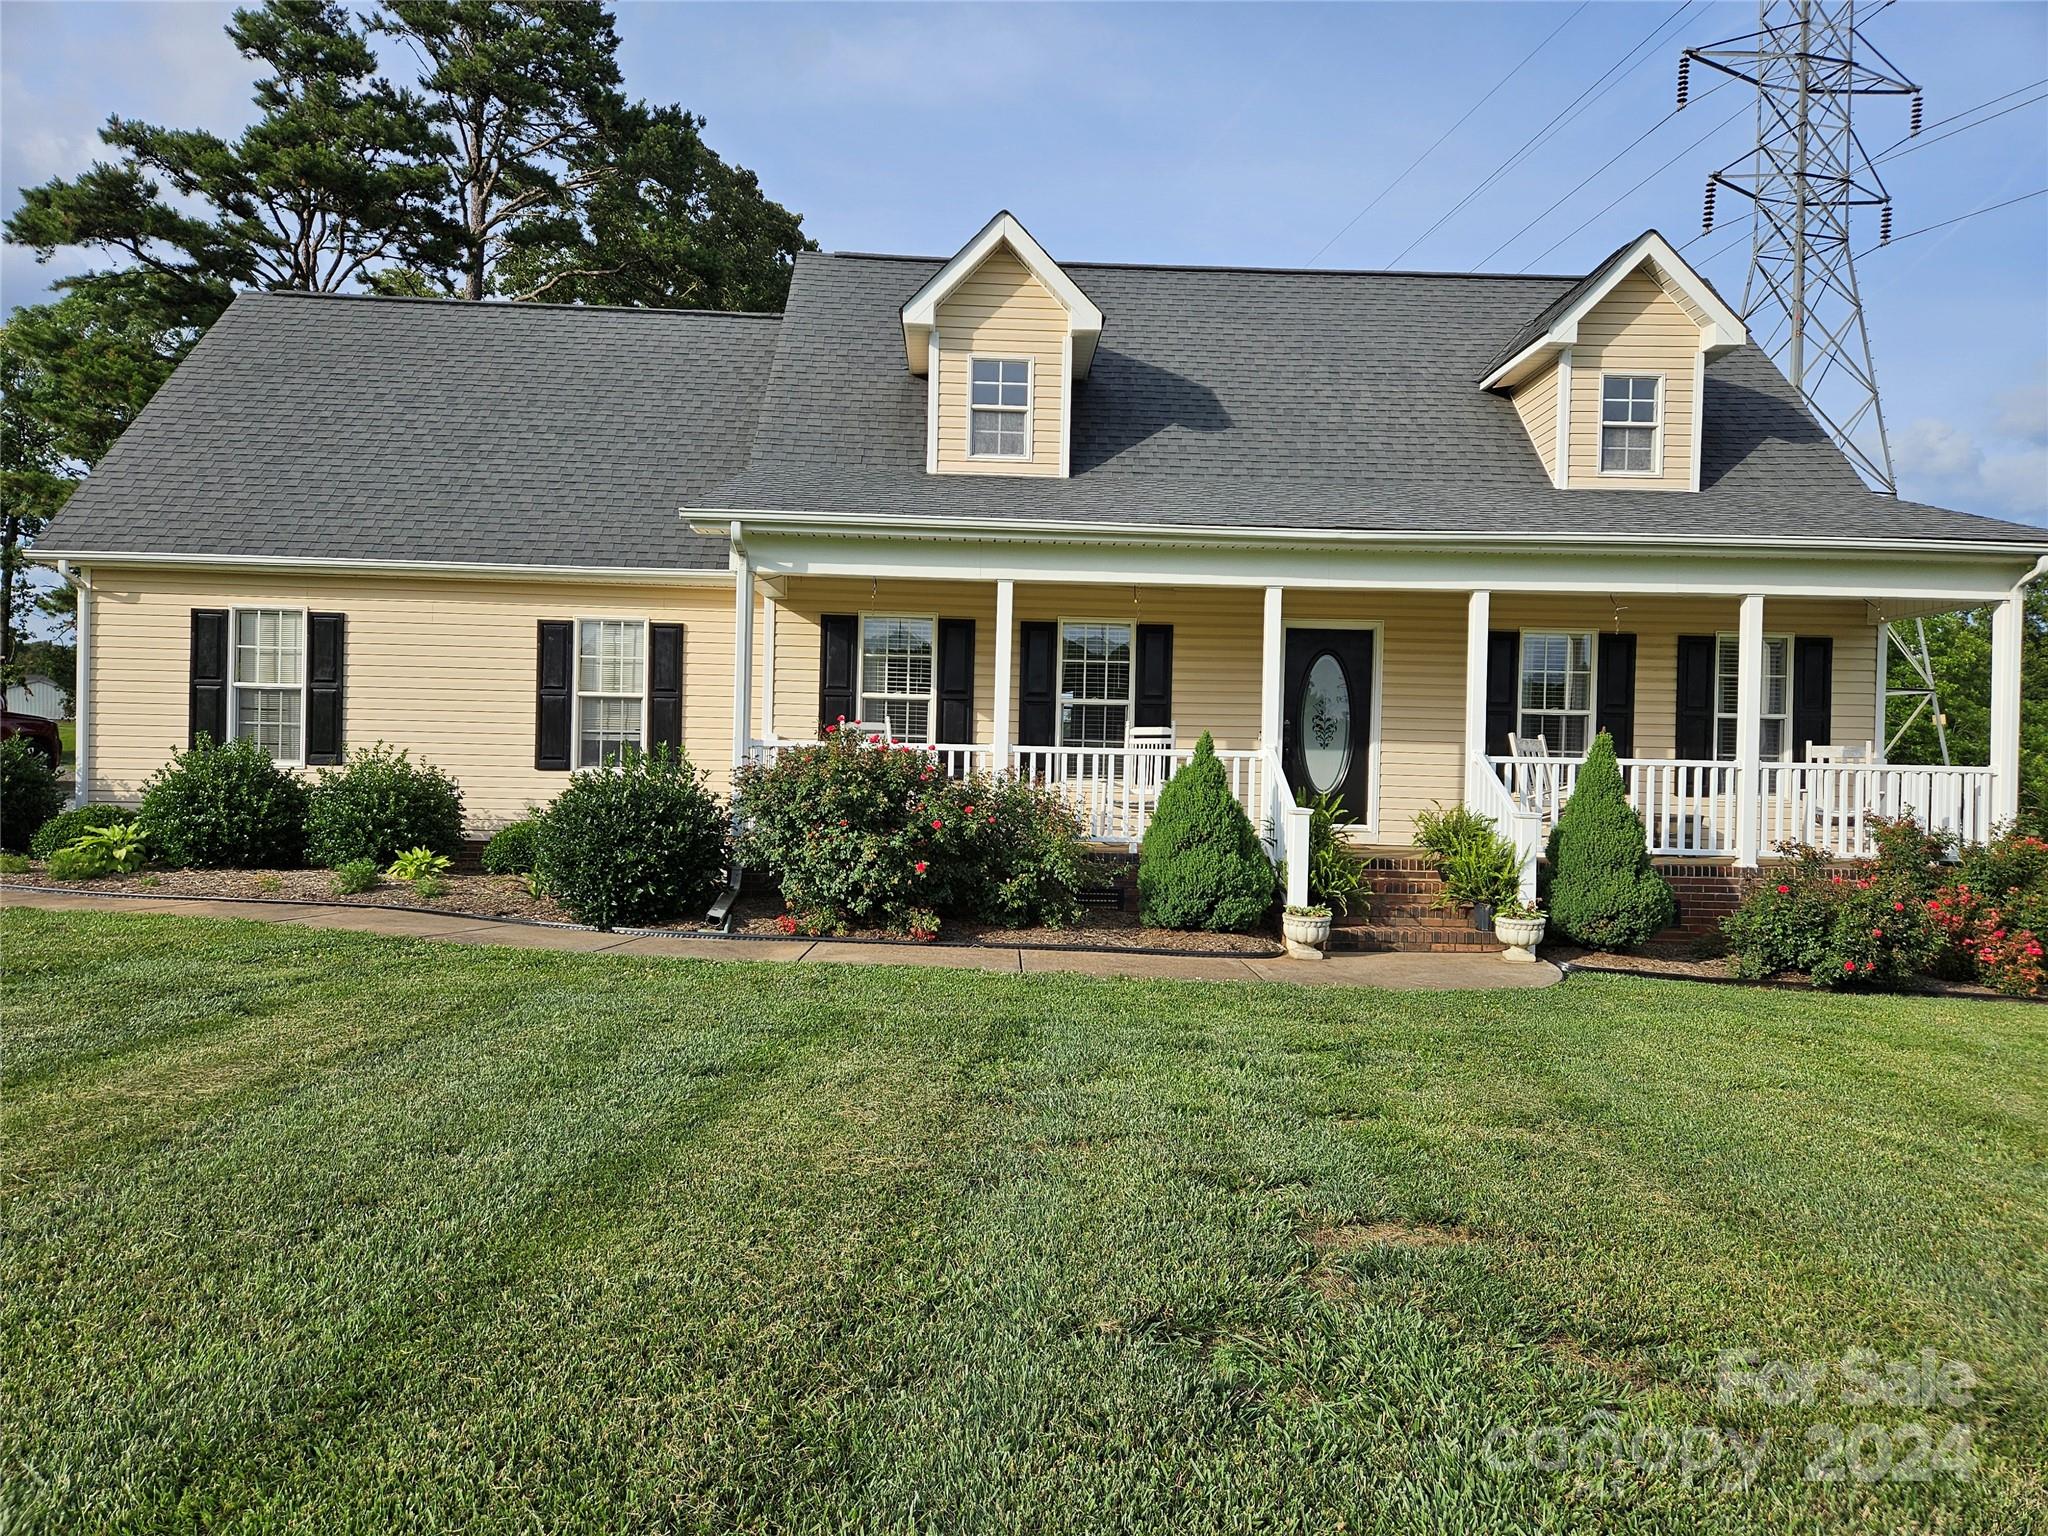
left=1, top=888, right=1561, bottom=991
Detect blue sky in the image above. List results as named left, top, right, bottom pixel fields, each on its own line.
left=3, top=0, right=2044, bottom=523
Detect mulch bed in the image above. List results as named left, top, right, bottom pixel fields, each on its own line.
left=0, top=866, right=1284, bottom=955
left=1544, top=941, right=2023, bottom=1000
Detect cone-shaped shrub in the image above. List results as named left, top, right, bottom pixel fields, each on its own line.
left=1138, top=733, right=1277, bottom=931
left=1544, top=730, right=1676, bottom=947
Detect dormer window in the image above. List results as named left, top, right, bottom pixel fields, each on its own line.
left=1599, top=374, right=1662, bottom=474
left=969, top=358, right=1030, bottom=458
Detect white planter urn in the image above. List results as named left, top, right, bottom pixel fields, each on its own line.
left=1283, top=907, right=1332, bottom=961
left=1494, top=913, right=1547, bottom=963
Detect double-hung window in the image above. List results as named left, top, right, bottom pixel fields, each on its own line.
left=1599, top=375, right=1661, bottom=474
left=969, top=358, right=1030, bottom=458
left=859, top=615, right=935, bottom=742
left=577, top=618, right=646, bottom=767
left=232, top=608, right=305, bottom=763
left=1714, top=633, right=1792, bottom=761
left=1518, top=631, right=1594, bottom=755
left=1058, top=621, right=1133, bottom=749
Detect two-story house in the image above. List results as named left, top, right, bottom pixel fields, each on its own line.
left=36, top=213, right=2048, bottom=906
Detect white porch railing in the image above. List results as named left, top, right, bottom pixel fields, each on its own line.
left=749, top=739, right=1265, bottom=849
left=1469, top=756, right=1544, bottom=902
left=1488, top=754, right=1997, bottom=861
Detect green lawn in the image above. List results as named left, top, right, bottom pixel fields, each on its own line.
left=3, top=909, right=2044, bottom=1534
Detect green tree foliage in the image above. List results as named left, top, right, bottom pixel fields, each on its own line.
left=1887, top=589, right=2048, bottom=834
left=1137, top=733, right=1278, bottom=932
left=7, top=1, right=449, bottom=298
left=1544, top=731, right=1677, bottom=947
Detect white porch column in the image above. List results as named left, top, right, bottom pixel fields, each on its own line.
left=1259, top=585, right=1284, bottom=751
left=70, top=565, right=92, bottom=808
left=731, top=536, right=754, bottom=770
left=992, top=579, right=1015, bottom=764
left=1990, top=592, right=2023, bottom=825
left=1464, top=589, right=1491, bottom=804
left=758, top=595, right=777, bottom=745
left=1733, top=592, right=1766, bottom=866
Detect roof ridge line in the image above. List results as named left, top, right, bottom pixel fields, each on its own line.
left=238, top=289, right=786, bottom=320
left=817, top=249, right=1586, bottom=282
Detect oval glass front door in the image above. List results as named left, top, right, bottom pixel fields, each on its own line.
left=1301, top=651, right=1352, bottom=795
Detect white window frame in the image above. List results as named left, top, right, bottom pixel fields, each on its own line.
left=1516, top=629, right=1598, bottom=758
left=1714, top=631, right=1794, bottom=763
left=1597, top=373, right=1663, bottom=477
left=572, top=616, right=651, bottom=770
left=965, top=355, right=1033, bottom=461
left=1055, top=617, right=1136, bottom=750
left=228, top=606, right=309, bottom=767
left=856, top=611, right=939, bottom=744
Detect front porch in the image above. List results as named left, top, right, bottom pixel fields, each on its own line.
left=723, top=545, right=2030, bottom=907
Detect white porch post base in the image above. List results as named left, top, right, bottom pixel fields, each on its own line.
left=1991, top=592, right=2023, bottom=825
left=1283, top=804, right=1312, bottom=908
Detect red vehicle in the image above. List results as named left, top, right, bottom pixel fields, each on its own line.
left=1, top=708, right=61, bottom=769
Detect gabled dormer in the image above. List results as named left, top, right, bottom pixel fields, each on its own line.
left=1482, top=231, right=1746, bottom=493
left=902, top=212, right=1103, bottom=478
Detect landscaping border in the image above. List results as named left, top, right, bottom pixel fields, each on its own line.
left=1554, top=957, right=2046, bottom=1005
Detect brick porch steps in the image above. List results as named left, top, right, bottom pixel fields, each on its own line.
left=1336, top=851, right=1505, bottom=954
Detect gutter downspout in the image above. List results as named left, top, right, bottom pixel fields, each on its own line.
left=57, top=560, right=92, bottom=808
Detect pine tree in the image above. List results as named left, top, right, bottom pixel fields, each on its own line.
left=1138, top=733, right=1278, bottom=932
left=1545, top=731, right=1677, bottom=947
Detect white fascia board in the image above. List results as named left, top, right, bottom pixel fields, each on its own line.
left=26, top=550, right=735, bottom=585
left=1478, top=230, right=1748, bottom=391
left=731, top=528, right=2036, bottom=605
left=900, top=211, right=1104, bottom=378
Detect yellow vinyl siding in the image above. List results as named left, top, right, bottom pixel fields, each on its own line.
left=84, top=567, right=746, bottom=823
left=766, top=579, right=999, bottom=742
left=933, top=247, right=1066, bottom=476
left=1565, top=269, right=1698, bottom=491
left=1509, top=362, right=1560, bottom=479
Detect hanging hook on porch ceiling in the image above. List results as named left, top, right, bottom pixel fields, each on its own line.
left=1607, top=595, right=1631, bottom=633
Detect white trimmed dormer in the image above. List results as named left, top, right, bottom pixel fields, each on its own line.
left=1482, top=231, right=1745, bottom=493
left=902, top=212, right=1103, bottom=478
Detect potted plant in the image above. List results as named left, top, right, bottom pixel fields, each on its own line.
left=1492, top=897, right=1548, bottom=963
left=1413, top=804, right=1523, bottom=932
left=1282, top=903, right=1333, bottom=959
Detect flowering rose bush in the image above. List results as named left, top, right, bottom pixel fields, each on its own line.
left=1723, top=833, right=1943, bottom=990
left=1922, top=829, right=2048, bottom=995
left=732, top=724, right=1090, bottom=936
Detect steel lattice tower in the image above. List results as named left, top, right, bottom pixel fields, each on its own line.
left=1683, top=0, right=1919, bottom=492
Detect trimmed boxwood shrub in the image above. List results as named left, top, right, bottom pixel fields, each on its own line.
left=1137, top=732, right=1277, bottom=932
left=136, top=736, right=309, bottom=869
left=533, top=746, right=725, bottom=929
left=29, top=803, right=134, bottom=860
left=1544, top=731, right=1676, bottom=947
left=480, top=818, right=539, bottom=876
left=2, top=735, right=66, bottom=854
left=733, top=726, right=1090, bottom=935
left=305, top=744, right=465, bottom=868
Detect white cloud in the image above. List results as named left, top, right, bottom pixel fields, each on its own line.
left=1896, top=415, right=2048, bottom=527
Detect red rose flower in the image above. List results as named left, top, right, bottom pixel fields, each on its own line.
left=915, top=861, right=928, bottom=875
left=1844, top=960, right=1856, bottom=973
left=931, top=818, right=943, bottom=830
left=1892, top=901, right=1905, bottom=912
left=1776, top=884, right=1790, bottom=895
left=963, top=804, right=975, bottom=815
left=1871, top=928, right=1884, bottom=939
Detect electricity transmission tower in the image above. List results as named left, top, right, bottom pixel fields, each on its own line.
left=1681, top=1, right=1948, bottom=761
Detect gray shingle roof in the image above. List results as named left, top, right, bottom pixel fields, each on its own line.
left=39, top=291, right=779, bottom=570
left=691, top=247, right=2041, bottom=545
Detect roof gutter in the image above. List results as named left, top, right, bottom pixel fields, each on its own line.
left=683, top=507, right=2048, bottom=563
left=26, top=550, right=735, bottom=584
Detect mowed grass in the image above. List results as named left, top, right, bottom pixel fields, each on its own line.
left=2, top=909, right=2044, bottom=1535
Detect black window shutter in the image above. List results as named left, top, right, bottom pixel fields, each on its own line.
left=818, top=614, right=857, bottom=732
left=535, top=620, right=573, bottom=771
left=1134, top=624, right=1173, bottom=730
left=937, top=618, right=975, bottom=744
left=306, top=612, right=346, bottom=766
left=1792, top=636, right=1834, bottom=760
left=189, top=609, right=228, bottom=747
left=649, top=624, right=684, bottom=752
left=1483, top=630, right=1518, bottom=757
left=1675, top=635, right=1716, bottom=761
left=1595, top=632, right=1637, bottom=758
left=1018, top=621, right=1057, bottom=746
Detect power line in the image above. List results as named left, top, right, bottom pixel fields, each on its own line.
left=1470, top=78, right=1730, bottom=270
left=1514, top=97, right=1750, bottom=272
left=1874, top=91, right=2048, bottom=166
left=1307, top=1, right=1590, bottom=264
left=1855, top=186, right=2048, bottom=258
left=1868, top=76, right=2048, bottom=158
left=1385, top=0, right=1703, bottom=269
